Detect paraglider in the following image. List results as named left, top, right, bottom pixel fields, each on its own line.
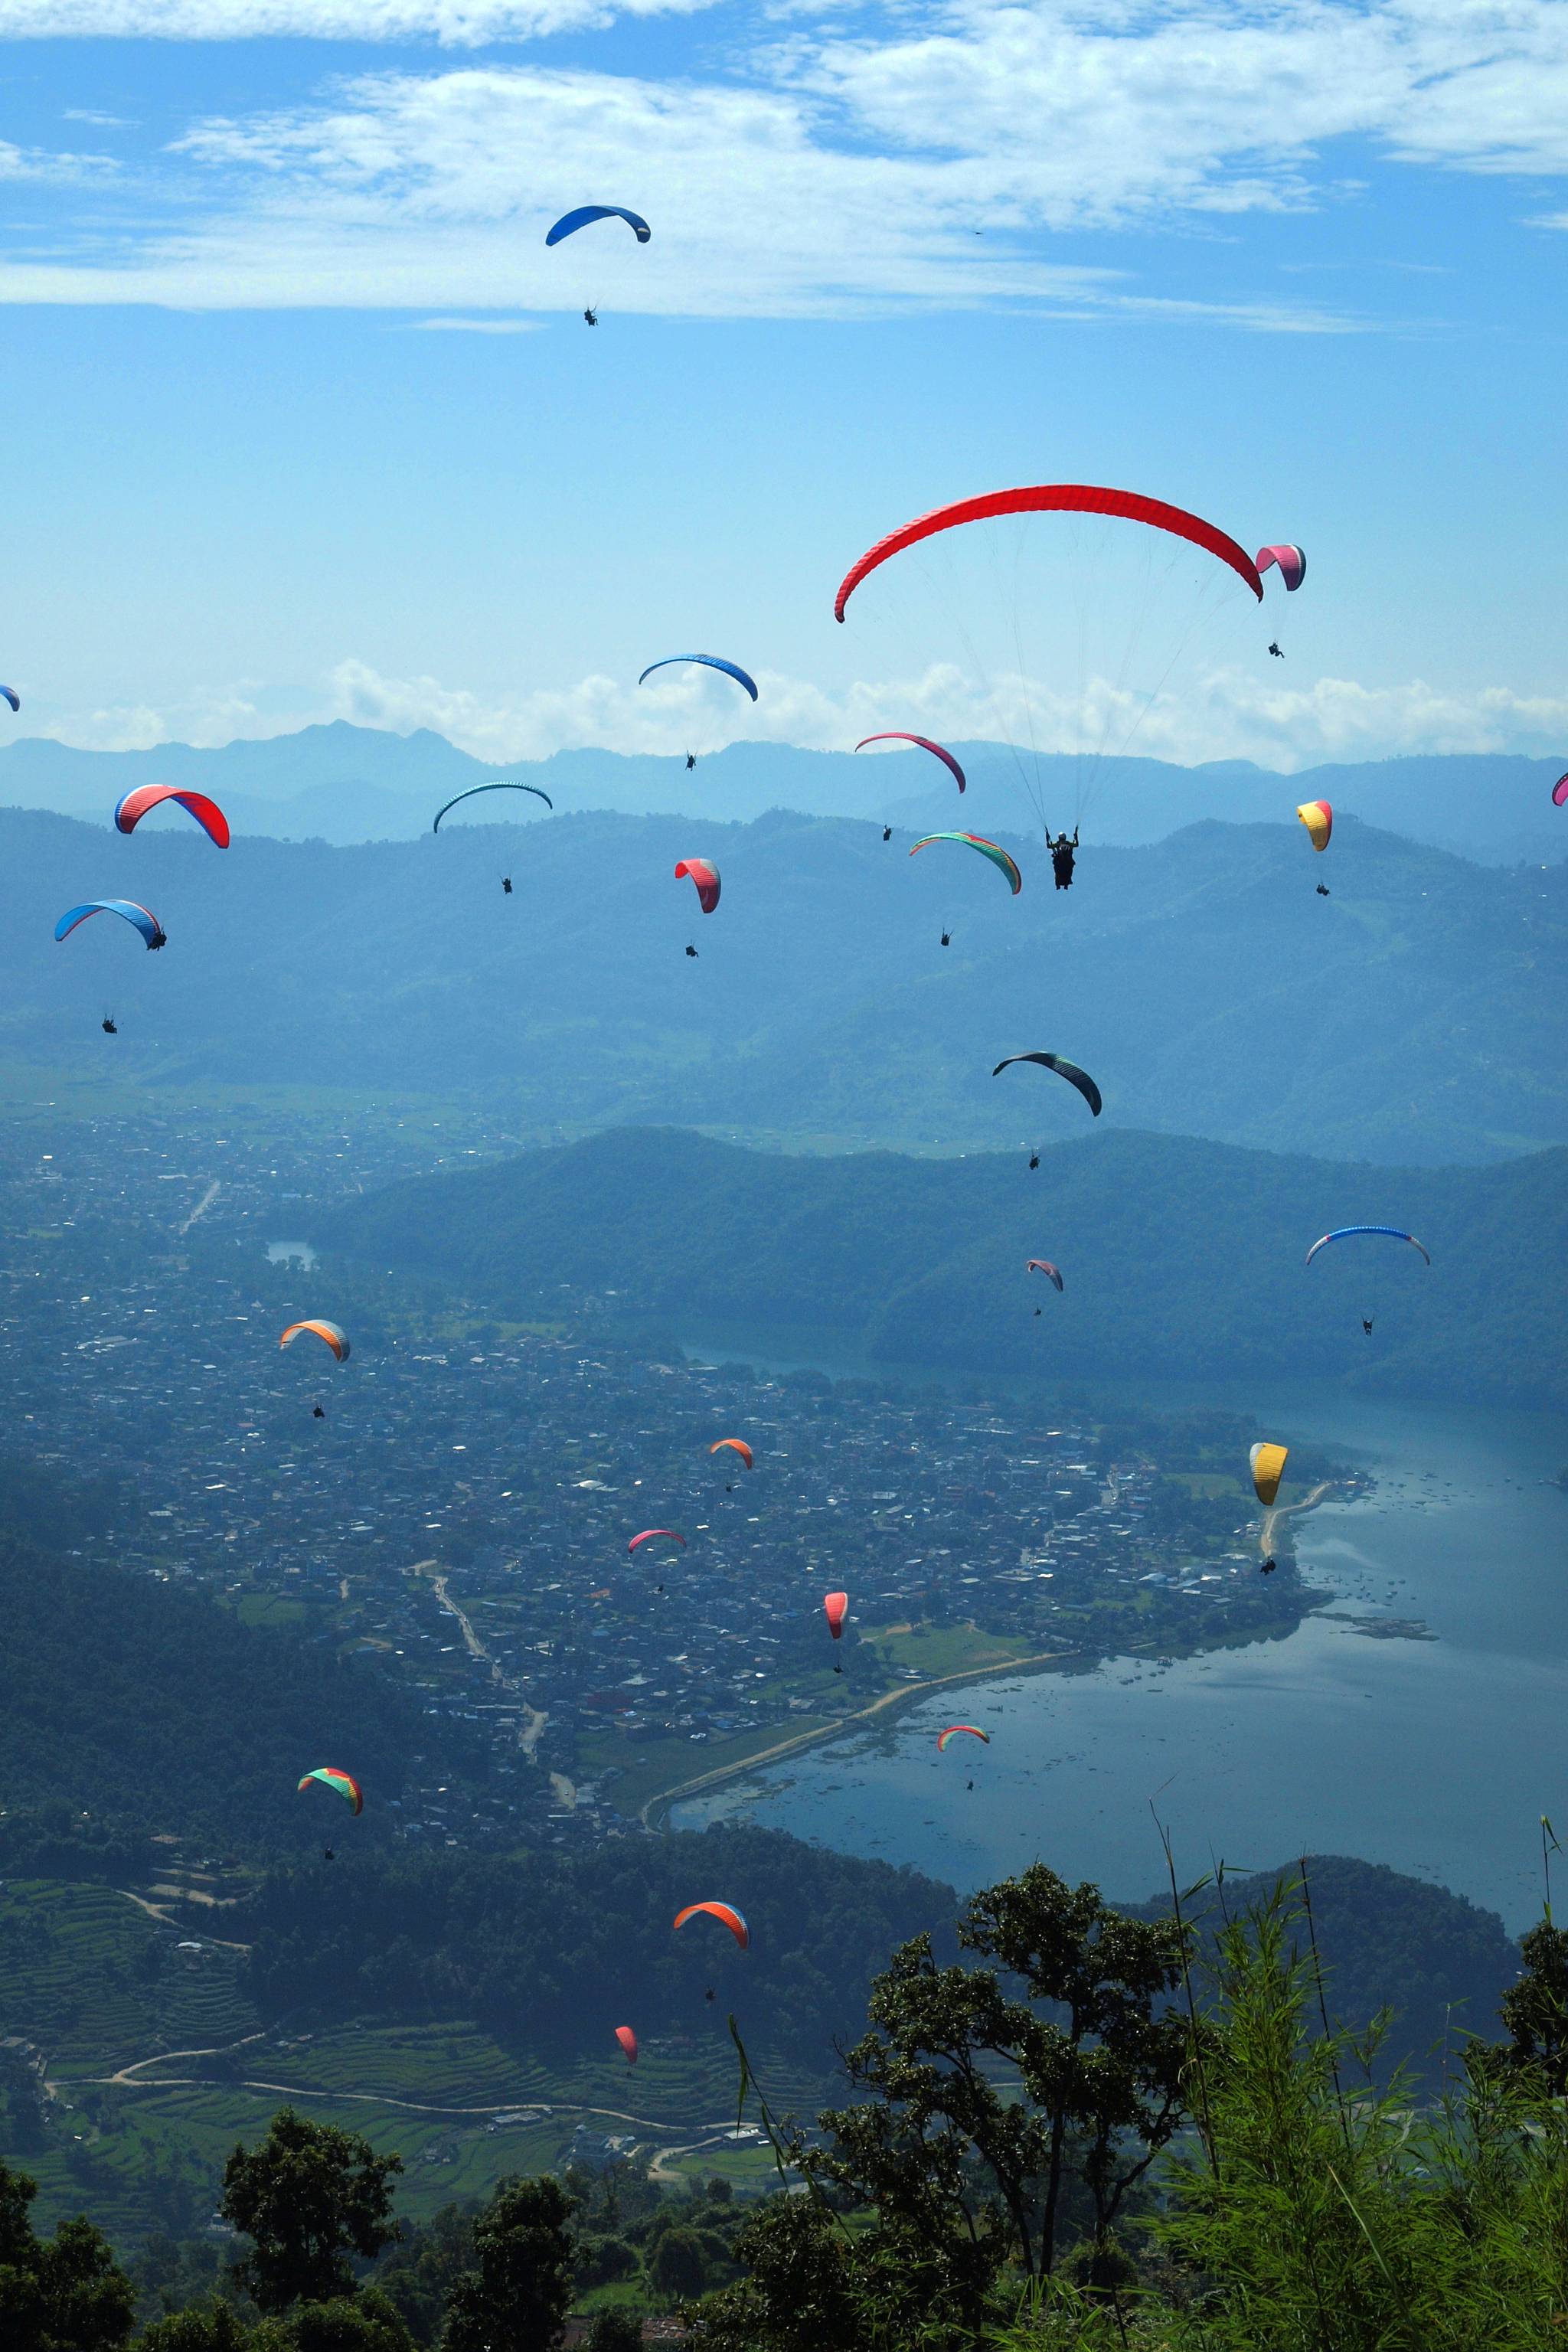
left=298, top=1766, right=363, bottom=1815
left=101, top=1016, right=116, bottom=1035
left=114, top=786, right=230, bottom=847
left=502, top=877, right=513, bottom=894
left=675, top=858, right=721, bottom=913
left=583, top=307, right=597, bottom=325
left=824, top=1591, right=848, bottom=1640
left=279, top=1320, right=351, bottom=1363
left=639, top=655, right=758, bottom=703
left=673, top=1900, right=749, bottom=1950
left=433, top=782, right=554, bottom=832
left=936, top=1724, right=989, bottom=1752
left=614, top=2026, right=639, bottom=2065
left=686, top=752, right=696, bottom=771
left=1256, top=544, right=1307, bottom=591
left=1296, top=801, right=1332, bottom=852
left=1027, top=1153, right=1040, bottom=1170
left=1553, top=773, right=1568, bottom=808
left=1047, top=826, right=1078, bottom=889
left=545, top=205, right=650, bottom=247
left=628, top=1528, right=686, bottom=1557
left=854, top=734, right=966, bottom=794
left=0, top=686, right=17, bottom=714
left=883, top=826, right=893, bottom=842
left=1250, top=1442, right=1289, bottom=1508
left=55, top=900, right=166, bottom=951
left=710, top=1439, right=753, bottom=1469
left=939, top=929, right=952, bottom=947
left=1027, top=1259, right=1063, bottom=1292
left=1268, top=642, right=1284, bottom=658
left=992, top=1052, right=1102, bottom=1119
left=836, top=485, right=1264, bottom=622
left=1316, top=884, right=1331, bottom=897
left=1305, top=1227, right=1429, bottom=1269
left=910, top=832, right=1021, bottom=895
left=685, top=943, right=698, bottom=958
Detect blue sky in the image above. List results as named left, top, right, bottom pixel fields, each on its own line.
left=0, top=0, right=1564, bottom=771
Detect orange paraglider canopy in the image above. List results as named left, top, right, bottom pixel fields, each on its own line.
left=614, top=2026, right=639, bottom=2064
left=824, top=1592, right=848, bottom=1639
left=710, top=1439, right=753, bottom=1468
left=673, top=1900, right=750, bottom=1949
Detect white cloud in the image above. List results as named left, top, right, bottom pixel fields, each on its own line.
left=318, top=652, right=1568, bottom=769
left=0, top=0, right=709, bottom=38
left=0, top=1, right=1563, bottom=314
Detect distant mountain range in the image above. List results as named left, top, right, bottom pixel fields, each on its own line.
left=320, top=1125, right=1568, bottom=1408
left=4, top=802, right=1561, bottom=1165
left=1, top=720, right=1563, bottom=865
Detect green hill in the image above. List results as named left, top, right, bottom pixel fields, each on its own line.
left=0, top=803, right=1561, bottom=1162
left=319, top=1124, right=1568, bottom=1406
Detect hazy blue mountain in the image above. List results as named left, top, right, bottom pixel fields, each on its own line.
left=5, top=802, right=1561, bottom=1164
left=0, top=721, right=1561, bottom=861
left=319, top=1125, right=1568, bottom=1408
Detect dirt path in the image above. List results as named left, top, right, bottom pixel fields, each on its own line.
left=410, top=1558, right=554, bottom=1773
left=178, top=1179, right=220, bottom=1235
left=112, top=1889, right=250, bottom=1951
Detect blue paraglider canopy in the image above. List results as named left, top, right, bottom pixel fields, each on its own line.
left=545, top=205, right=651, bottom=247
left=638, top=655, right=758, bottom=703
left=54, top=899, right=167, bottom=950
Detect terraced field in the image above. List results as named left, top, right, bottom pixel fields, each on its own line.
left=2, top=1881, right=835, bottom=2242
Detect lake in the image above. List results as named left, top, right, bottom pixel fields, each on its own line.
left=670, top=1366, right=1568, bottom=1931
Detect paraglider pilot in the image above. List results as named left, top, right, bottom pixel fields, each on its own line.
left=502, top=877, right=513, bottom=895
left=1047, top=827, right=1079, bottom=890
left=1028, top=1153, right=1040, bottom=1170
left=883, top=826, right=893, bottom=842
left=1260, top=1557, right=1277, bottom=1575
left=939, top=929, right=951, bottom=948
left=583, top=307, right=597, bottom=325
left=686, top=753, right=696, bottom=771
left=101, top=1015, right=116, bottom=1034
left=1268, top=642, right=1283, bottom=658
left=685, top=943, right=698, bottom=959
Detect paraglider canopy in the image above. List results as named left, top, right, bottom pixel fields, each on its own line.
left=640, top=655, right=758, bottom=702
left=1250, top=1442, right=1289, bottom=1508
left=910, top=832, right=1021, bottom=895
left=992, top=1052, right=1102, bottom=1118
left=855, top=734, right=966, bottom=793
left=114, top=786, right=230, bottom=847
left=279, top=1319, right=351, bottom=1363
left=55, top=900, right=166, bottom=951
left=710, top=1439, right=753, bottom=1468
left=0, top=686, right=18, bottom=714
left=629, top=1527, right=686, bottom=1556
left=824, top=1591, right=848, bottom=1639
left=1026, top=1259, right=1064, bottom=1292
left=1305, top=1227, right=1429, bottom=1269
left=433, top=782, right=553, bottom=832
left=675, top=858, right=721, bottom=913
left=298, top=1766, right=363, bottom=1815
left=545, top=204, right=651, bottom=246
left=1296, top=800, right=1332, bottom=852
left=1553, top=773, right=1568, bottom=808
left=1256, top=544, right=1307, bottom=591
left=936, top=1724, right=990, bottom=1751
left=835, top=484, right=1264, bottom=623
left=614, top=2026, right=639, bottom=2064
left=673, top=1900, right=750, bottom=1949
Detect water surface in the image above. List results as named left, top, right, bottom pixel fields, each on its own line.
left=672, top=1381, right=1568, bottom=1929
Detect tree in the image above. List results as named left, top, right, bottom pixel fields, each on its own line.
left=220, top=2110, right=403, bottom=2314
left=437, top=2177, right=575, bottom=2352
left=1492, top=1916, right=1568, bottom=2092
left=0, top=2157, right=137, bottom=2352
left=583, top=2312, right=645, bottom=2352
left=253, top=2290, right=413, bottom=2352
left=683, top=2198, right=867, bottom=2352
left=648, top=2226, right=707, bottom=2304
left=138, top=2302, right=251, bottom=2352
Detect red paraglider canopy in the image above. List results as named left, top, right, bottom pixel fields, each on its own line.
left=835, top=485, right=1264, bottom=622
left=854, top=734, right=966, bottom=793
left=113, top=785, right=230, bottom=848
left=614, top=2025, right=639, bottom=2064
left=824, top=1591, right=848, bottom=1639
left=675, top=858, right=721, bottom=913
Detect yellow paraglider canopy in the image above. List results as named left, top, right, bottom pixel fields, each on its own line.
left=1250, top=1442, right=1289, bottom=1507
left=1295, top=800, right=1331, bottom=852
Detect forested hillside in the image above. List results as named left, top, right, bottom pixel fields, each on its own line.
left=0, top=803, right=1562, bottom=1162
left=322, top=1125, right=1568, bottom=1406
left=0, top=1524, right=488, bottom=1863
